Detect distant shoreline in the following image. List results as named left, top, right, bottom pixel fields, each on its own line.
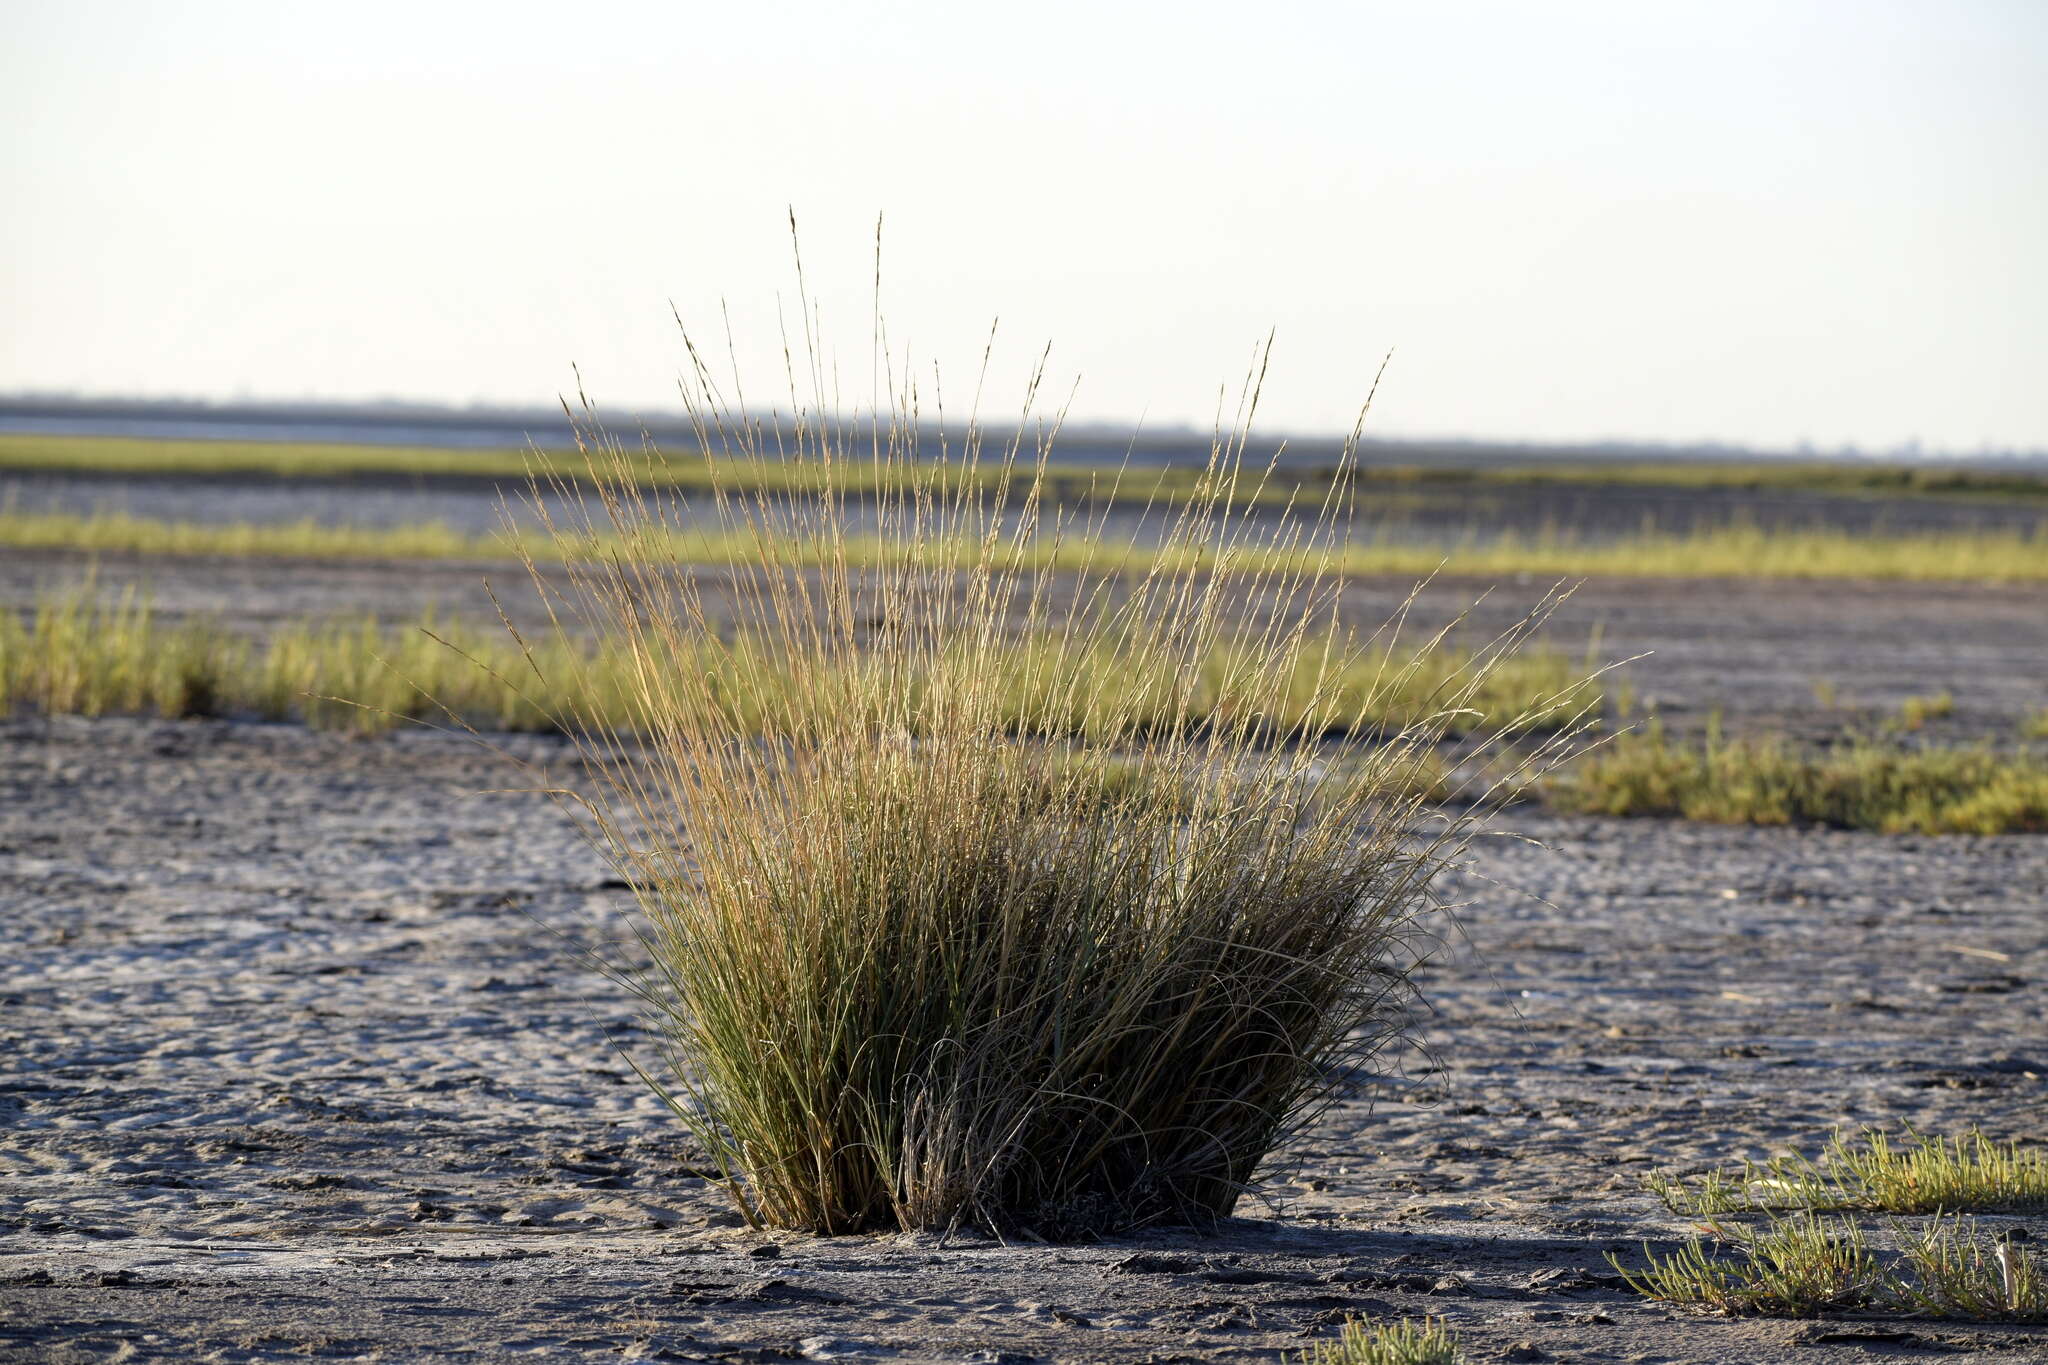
left=4, top=395, right=2042, bottom=471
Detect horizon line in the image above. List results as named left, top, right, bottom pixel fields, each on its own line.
left=1, top=390, right=2043, bottom=467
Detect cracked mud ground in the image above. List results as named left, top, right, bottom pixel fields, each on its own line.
left=2, top=716, right=2043, bottom=1363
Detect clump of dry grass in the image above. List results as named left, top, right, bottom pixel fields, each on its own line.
left=481, top=297, right=1588, bottom=1236
left=1300, top=1316, right=1462, bottom=1364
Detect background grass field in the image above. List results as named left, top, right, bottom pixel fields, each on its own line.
left=9, top=432, right=2048, bottom=504
left=6, top=507, right=2046, bottom=581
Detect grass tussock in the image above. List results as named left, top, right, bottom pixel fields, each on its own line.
left=8, top=505, right=2048, bottom=582
left=1614, top=1212, right=2048, bottom=1322
left=1300, top=1316, right=1462, bottom=1364
left=1649, top=1129, right=2048, bottom=1217
left=2022, top=708, right=2048, bottom=740
left=1549, top=725, right=2048, bottom=834
left=472, top=313, right=1595, bottom=1237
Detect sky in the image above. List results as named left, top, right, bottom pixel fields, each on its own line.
left=3, top=0, right=2044, bottom=452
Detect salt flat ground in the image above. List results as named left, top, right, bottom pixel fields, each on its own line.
left=10, top=466, right=2046, bottom=542
left=2, top=717, right=2042, bottom=1363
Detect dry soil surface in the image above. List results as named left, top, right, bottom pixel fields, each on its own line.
left=2, top=717, right=2043, bottom=1363
left=11, top=467, right=2046, bottom=541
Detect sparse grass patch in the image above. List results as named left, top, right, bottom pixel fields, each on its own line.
left=1613, top=1212, right=2048, bottom=1323
left=1612, top=1212, right=1883, bottom=1317
left=7, top=506, right=2048, bottom=581
left=0, top=508, right=502, bottom=560
left=0, top=585, right=244, bottom=720
left=1, top=587, right=1588, bottom=748
left=1627, top=1135, right=2048, bottom=1323
left=0, top=433, right=1310, bottom=512
left=1649, top=1129, right=2048, bottom=1217
left=1550, top=727, right=2048, bottom=834
left=13, top=433, right=2048, bottom=505
left=2022, top=708, right=2048, bottom=740
left=1890, top=691, right=1955, bottom=732
left=0, top=590, right=573, bottom=734
left=1889, top=1217, right=2048, bottom=1323
left=1300, top=1316, right=1463, bottom=1364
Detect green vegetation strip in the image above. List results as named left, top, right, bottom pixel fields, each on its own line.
left=0, top=434, right=1308, bottom=510
left=0, top=590, right=1590, bottom=743
left=1650, top=1129, right=2048, bottom=1218
left=9, top=432, right=2048, bottom=504
left=11, top=593, right=2048, bottom=833
left=6, top=508, right=2047, bottom=581
left=1551, top=727, right=2048, bottom=834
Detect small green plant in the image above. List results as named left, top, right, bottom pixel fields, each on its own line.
left=1611, top=1212, right=1883, bottom=1316
left=1615, top=1211, right=2048, bottom=1322
left=2023, top=708, right=2048, bottom=740
left=1837, top=1131, right=2048, bottom=1214
left=1890, top=691, right=1955, bottom=732
left=1888, top=1217, right=2048, bottom=1323
left=1810, top=677, right=1840, bottom=709
left=1300, top=1316, right=1462, bottom=1365
left=1649, top=1129, right=2048, bottom=1217
left=1611, top=678, right=1638, bottom=722
left=1646, top=1167, right=1750, bottom=1217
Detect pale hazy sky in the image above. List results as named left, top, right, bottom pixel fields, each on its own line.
left=4, top=0, right=2044, bottom=449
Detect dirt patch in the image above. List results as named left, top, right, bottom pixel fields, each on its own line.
left=2, top=718, right=2042, bottom=1361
